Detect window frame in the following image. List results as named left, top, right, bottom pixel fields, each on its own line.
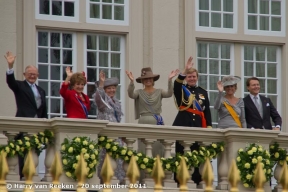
left=196, top=41, right=235, bottom=128
left=83, top=33, right=126, bottom=121
left=244, top=0, right=286, bottom=36
left=36, top=30, right=77, bottom=119
left=35, top=0, right=80, bottom=22
left=241, top=44, right=282, bottom=114
left=86, top=0, right=129, bottom=26
left=195, top=0, right=238, bottom=33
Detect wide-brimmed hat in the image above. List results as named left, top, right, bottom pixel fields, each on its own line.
left=95, top=77, right=119, bottom=88
left=136, top=67, right=160, bottom=83
left=222, top=76, right=241, bottom=87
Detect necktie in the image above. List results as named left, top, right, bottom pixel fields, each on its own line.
left=31, top=84, right=39, bottom=97
left=254, top=96, right=261, bottom=116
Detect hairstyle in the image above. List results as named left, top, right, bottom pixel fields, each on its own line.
left=246, top=77, right=260, bottom=87
left=186, top=68, right=199, bottom=77
left=24, top=65, right=38, bottom=73
left=224, top=84, right=237, bottom=89
left=141, top=78, right=155, bottom=86
left=70, top=72, right=86, bottom=86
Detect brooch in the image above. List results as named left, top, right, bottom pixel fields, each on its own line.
left=198, top=99, right=203, bottom=105
left=141, top=71, right=146, bottom=76
left=199, top=94, right=205, bottom=100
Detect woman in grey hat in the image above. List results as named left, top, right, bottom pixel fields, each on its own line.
left=214, top=76, right=246, bottom=128
left=93, top=70, right=125, bottom=184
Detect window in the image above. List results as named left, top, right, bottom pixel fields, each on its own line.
left=245, top=0, right=285, bottom=36
left=86, top=0, right=129, bottom=25
left=36, top=0, right=79, bottom=22
left=242, top=45, right=281, bottom=112
left=37, top=31, right=76, bottom=118
left=197, top=42, right=233, bottom=127
left=85, top=34, right=125, bottom=120
left=195, top=0, right=237, bottom=33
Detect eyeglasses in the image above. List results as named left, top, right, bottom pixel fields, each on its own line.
left=25, top=73, right=39, bottom=77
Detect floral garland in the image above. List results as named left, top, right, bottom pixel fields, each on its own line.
left=236, top=143, right=274, bottom=188
left=269, top=142, right=288, bottom=166
left=98, top=136, right=225, bottom=173
left=0, top=129, right=54, bottom=157
left=60, top=136, right=99, bottom=180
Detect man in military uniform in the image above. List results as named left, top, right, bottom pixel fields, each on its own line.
left=173, top=56, right=212, bottom=185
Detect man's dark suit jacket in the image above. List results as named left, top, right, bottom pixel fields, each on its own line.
left=6, top=73, right=47, bottom=119
left=243, top=94, right=282, bottom=130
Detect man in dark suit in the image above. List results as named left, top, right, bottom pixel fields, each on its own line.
left=4, top=51, right=48, bottom=179
left=243, top=77, right=281, bottom=130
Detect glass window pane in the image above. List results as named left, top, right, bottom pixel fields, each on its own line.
left=198, top=75, right=207, bottom=89
left=51, top=33, right=60, bottom=47
left=209, top=92, right=219, bottom=107
left=269, top=95, right=277, bottom=109
left=64, top=1, right=74, bottom=17
left=248, top=0, right=258, bottom=13
left=99, top=36, right=109, bottom=50
left=211, top=0, right=221, bottom=11
left=271, top=1, right=281, bottom=15
left=90, top=0, right=100, bottom=2
left=38, top=81, right=48, bottom=94
left=259, top=79, right=265, bottom=93
left=221, top=61, right=230, bottom=75
left=99, top=52, right=109, bottom=67
left=267, top=46, right=277, bottom=62
left=89, top=100, right=96, bottom=116
left=63, top=34, right=72, bottom=48
left=211, top=13, right=221, bottom=27
left=50, top=98, right=61, bottom=113
left=90, top=4, right=100, bottom=18
left=256, top=63, right=265, bottom=77
left=198, top=59, right=207, bottom=73
left=102, top=5, right=112, bottom=19
left=116, top=86, right=121, bottom=100
left=223, top=0, right=233, bottom=12
left=38, top=65, right=48, bottom=79
left=260, top=0, right=269, bottom=14
left=267, top=63, right=277, bottom=77
left=260, top=16, right=269, bottom=31
left=211, top=108, right=219, bottom=122
left=87, top=68, right=97, bottom=82
left=38, top=32, right=48, bottom=46
left=50, top=66, right=61, bottom=80
left=111, top=37, right=120, bottom=51
left=52, top=1, right=62, bottom=16
left=38, top=48, right=48, bottom=63
left=115, top=0, right=124, bottom=4
left=111, top=69, right=120, bottom=81
left=244, top=46, right=254, bottom=60
left=209, top=76, right=219, bottom=90
left=244, top=62, right=254, bottom=76
left=248, top=15, right=257, bottom=30
left=40, top=0, right=49, bottom=14
left=103, top=0, right=112, bottom=2
left=209, top=44, right=219, bottom=58
left=223, top=14, right=233, bottom=28
left=99, top=68, right=109, bottom=78
left=87, top=52, right=97, bottom=66
left=267, top=80, right=277, bottom=94
left=199, top=12, right=209, bottom=27
left=87, top=84, right=96, bottom=98
left=221, top=44, right=230, bottom=59
left=199, top=0, right=209, bottom=10
left=271, top=17, right=281, bottom=31
left=209, top=60, right=219, bottom=74
left=87, top=35, right=97, bottom=50
left=256, top=46, right=265, bottom=61
left=63, top=50, right=72, bottom=64
left=114, top=6, right=124, bottom=20
left=111, top=53, right=120, bottom=68
left=198, top=43, right=207, bottom=57
left=51, top=82, right=61, bottom=97
left=51, top=49, right=60, bottom=64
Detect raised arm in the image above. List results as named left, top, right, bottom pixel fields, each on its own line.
left=126, top=70, right=139, bottom=99
left=214, top=81, right=224, bottom=110
left=161, top=69, right=179, bottom=98
left=59, top=66, right=73, bottom=100
left=5, top=51, right=19, bottom=92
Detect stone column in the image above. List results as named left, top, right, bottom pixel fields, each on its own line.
left=143, top=139, right=156, bottom=187
left=41, top=145, right=55, bottom=182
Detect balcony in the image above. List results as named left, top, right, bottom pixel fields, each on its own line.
left=0, top=116, right=287, bottom=192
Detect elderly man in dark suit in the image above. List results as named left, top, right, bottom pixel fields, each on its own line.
left=5, top=51, right=48, bottom=180
left=243, top=77, right=281, bottom=130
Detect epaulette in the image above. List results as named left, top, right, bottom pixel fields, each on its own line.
left=197, top=86, right=207, bottom=91
left=175, top=78, right=184, bottom=84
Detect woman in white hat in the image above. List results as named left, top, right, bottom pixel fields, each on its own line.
left=93, top=70, right=125, bottom=184
left=214, top=76, right=246, bottom=128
